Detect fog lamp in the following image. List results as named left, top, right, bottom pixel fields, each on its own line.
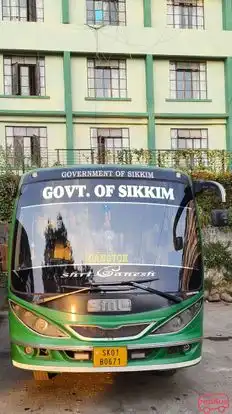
left=25, top=346, right=34, bottom=355
left=183, top=344, right=191, bottom=352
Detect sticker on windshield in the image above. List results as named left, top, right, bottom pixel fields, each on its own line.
left=58, top=265, right=158, bottom=281
left=85, top=253, right=129, bottom=264
left=61, top=169, right=155, bottom=179
left=96, top=265, right=157, bottom=279
left=42, top=184, right=175, bottom=202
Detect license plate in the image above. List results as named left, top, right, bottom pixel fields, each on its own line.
left=93, top=347, right=127, bottom=367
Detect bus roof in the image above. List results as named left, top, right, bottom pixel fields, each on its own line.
left=19, top=164, right=191, bottom=186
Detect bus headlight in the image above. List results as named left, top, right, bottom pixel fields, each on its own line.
left=10, top=302, right=69, bottom=338
left=150, top=299, right=202, bottom=335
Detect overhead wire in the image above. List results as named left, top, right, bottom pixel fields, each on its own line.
left=86, top=0, right=126, bottom=154
left=73, top=1, right=183, bottom=163
left=84, top=1, right=183, bottom=116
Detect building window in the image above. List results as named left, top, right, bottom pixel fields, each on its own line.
left=87, top=58, right=127, bottom=98
left=169, top=61, right=207, bottom=100
left=3, top=56, right=45, bottom=96
left=86, top=0, right=126, bottom=26
left=5, top=126, right=48, bottom=169
left=167, top=0, right=204, bottom=29
left=88, top=59, right=127, bottom=98
left=90, top=128, right=130, bottom=163
left=0, top=0, right=44, bottom=22
left=171, top=128, right=208, bottom=149
left=171, top=128, right=208, bottom=167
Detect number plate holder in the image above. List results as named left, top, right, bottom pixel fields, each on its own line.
left=93, top=347, right=127, bottom=367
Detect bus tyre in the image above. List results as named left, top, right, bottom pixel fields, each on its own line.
left=33, top=371, right=50, bottom=381
left=155, top=369, right=177, bottom=377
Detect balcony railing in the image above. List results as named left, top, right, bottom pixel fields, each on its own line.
left=0, top=149, right=58, bottom=175
left=0, top=148, right=231, bottom=174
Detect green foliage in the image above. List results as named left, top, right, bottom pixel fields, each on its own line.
left=191, top=170, right=232, bottom=227
left=204, top=277, right=214, bottom=293
left=0, top=173, right=20, bottom=222
left=203, top=240, right=232, bottom=281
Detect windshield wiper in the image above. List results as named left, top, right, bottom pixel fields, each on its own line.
left=34, top=278, right=181, bottom=305
left=34, top=287, right=96, bottom=304
left=90, top=279, right=182, bottom=303
left=35, top=278, right=157, bottom=304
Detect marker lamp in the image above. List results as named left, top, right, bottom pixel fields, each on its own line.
left=10, top=302, right=69, bottom=338
left=150, top=299, right=202, bottom=335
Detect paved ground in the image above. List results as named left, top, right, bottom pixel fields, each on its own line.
left=0, top=302, right=232, bottom=414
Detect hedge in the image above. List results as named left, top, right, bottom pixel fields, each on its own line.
left=0, top=173, right=20, bottom=223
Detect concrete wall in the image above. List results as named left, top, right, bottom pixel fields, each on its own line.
left=1, top=20, right=232, bottom=56
left=44, top=0, right=62, bottom=24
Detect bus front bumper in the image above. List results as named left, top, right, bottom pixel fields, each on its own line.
left=11, top=339, right=202, bottom=373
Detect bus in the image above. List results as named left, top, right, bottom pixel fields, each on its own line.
left=8, top=165, right=227, bottom=381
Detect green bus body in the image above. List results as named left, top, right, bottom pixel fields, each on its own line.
left=7, top=165, right=226, bottom=378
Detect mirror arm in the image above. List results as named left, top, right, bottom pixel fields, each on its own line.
left=173, top=190, right=190, bottom=250
left=193, top=180, right=226, bottom=203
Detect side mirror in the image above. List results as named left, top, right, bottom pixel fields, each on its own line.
left=193, top=180, right=226, bottom=203
left=173, top=236, right=183, bottom=251
left=211, top=209, right=229, bottom=227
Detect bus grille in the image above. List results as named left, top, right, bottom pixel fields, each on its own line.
left=69, top=323, right=151, bottom=340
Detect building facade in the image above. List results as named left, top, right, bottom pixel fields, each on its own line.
left=0, top=0, right=232, bottom=167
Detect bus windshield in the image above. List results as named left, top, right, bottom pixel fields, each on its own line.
left=11, top=178, right=203, bottom=297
